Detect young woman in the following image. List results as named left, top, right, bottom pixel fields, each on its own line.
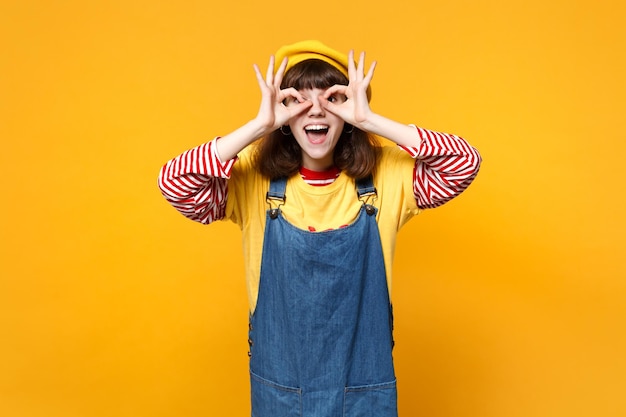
left=158, top=40, right=481, bottom=417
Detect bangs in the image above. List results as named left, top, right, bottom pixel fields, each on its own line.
left=281, top=59, right=348, bottom=90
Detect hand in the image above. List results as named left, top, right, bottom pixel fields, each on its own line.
left=252, top=56, right=312, bottom=134
left=321, top=50, right=377, bottom=129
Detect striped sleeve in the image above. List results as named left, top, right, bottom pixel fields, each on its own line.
left=157, top=138, right=236, bottom=224
left=399, top=125, right=482, bottom=209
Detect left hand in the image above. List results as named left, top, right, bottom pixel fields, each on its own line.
left=321, top=50, right=376, bottom=130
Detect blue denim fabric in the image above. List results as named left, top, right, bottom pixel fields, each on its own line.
left=248, top=177, right=398, bottom=417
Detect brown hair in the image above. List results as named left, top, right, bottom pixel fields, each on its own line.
left=254, top=59, right=380, bottom=180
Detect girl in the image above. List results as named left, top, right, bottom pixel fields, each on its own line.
left=158, top=40, right=481, bottom=417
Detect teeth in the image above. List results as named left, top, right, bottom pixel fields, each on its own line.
left=305, top=125, right=329, bottom=131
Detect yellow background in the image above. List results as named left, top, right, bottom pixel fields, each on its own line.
left=1, top=0, right=625, bottom=416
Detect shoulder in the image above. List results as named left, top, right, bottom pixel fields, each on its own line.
left=232, top=141, right=258, bottom=171
left=372, top=145, right=420, bottom=219
left=224, top=142, right=269, bottom=221
left=375, top=145, right=416, bottom=179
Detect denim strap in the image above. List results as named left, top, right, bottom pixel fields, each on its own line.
left=356, top=175, right=377, bottom=198
left=266, top=177, right=287, bottom=204
left=269, top=175, right=376, bottom=201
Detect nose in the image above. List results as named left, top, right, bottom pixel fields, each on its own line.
left=307, top=96, right=324, bottom=116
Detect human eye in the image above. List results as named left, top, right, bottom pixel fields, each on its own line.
left=327, top=94, right=346, bottom=103
left=284, top=97, right=300, bottom=106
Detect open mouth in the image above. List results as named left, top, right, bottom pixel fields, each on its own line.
left=304, top=125, right=329, bottom=143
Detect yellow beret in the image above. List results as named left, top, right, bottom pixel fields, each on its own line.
left=274, top=40, right=372, bottom=100
left=274, top=40, right=350, bottom=77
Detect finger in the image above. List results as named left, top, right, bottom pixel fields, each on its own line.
left=319, top=95, right=335, bottom=110
left=289, top=100, right=313, bottom=116
left=253, top=63, right=263, bottom=80
left=265, top=55, right=275, bottom=85
left=347, top=50, right=357, bottom=80
left=356, top=51, right=365, bottom=79
left=274, top=57, right=288, bottom=88
left=319, top=97, right=345, bottom=119
left=363, top=60, right=377, bottom=85
left=253, top=63, right=268, bottom=88
left=318, top=94, right=334, bottom=111
left=280, top=87, right=306, bottom=103
left=282, top=101, right=313, bottom=125
left=323, top=84, right=348, bottom=98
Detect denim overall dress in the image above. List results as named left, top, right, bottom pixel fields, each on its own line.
left=248, top=176, right=398, bottom=417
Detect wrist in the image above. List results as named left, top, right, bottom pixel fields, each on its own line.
left=247, top=118, right=274, bottom=140
left=356, top=113, right=421, bottom=148
left=354, top=111, right=380, bottom=133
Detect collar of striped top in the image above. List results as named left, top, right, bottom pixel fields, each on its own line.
left=299, top=166, right=341, bottom=186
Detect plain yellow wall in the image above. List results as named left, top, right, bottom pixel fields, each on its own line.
left=1, top=0, right=625, bottom=416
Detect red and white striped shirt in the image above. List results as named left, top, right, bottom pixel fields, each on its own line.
left=158, top=125, right=481, bottom=224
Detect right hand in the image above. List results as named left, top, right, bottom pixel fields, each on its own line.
left=252, top=56, right=312, bottom=134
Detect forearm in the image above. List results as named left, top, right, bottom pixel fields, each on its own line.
left=214, top=118, right=270, bottom=162
left=358, top=112, right=422, bottom=148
